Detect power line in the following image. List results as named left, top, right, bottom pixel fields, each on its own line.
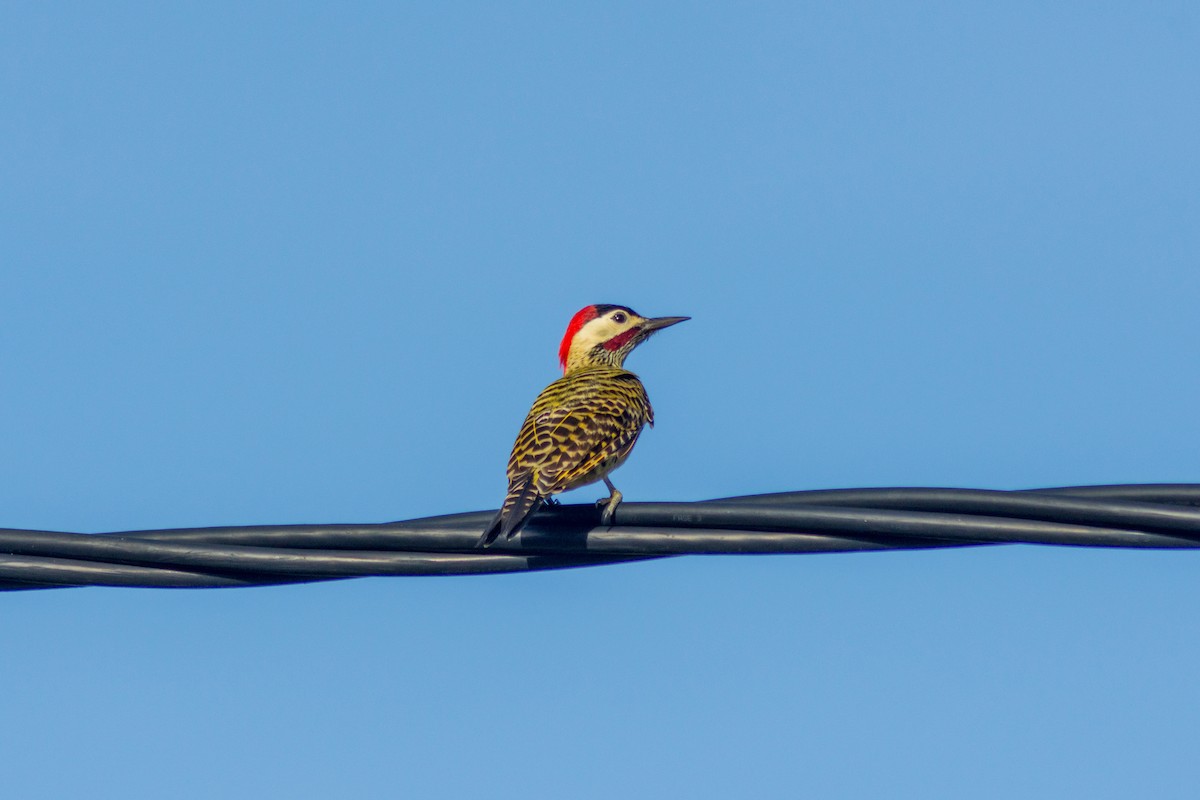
left=2, top=484, right=1199, bottom=591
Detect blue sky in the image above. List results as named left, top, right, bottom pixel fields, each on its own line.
left=2, top=2, right=1199, bottom=797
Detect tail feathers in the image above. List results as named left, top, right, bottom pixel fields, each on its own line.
left=477, top=478, right=543, bottom=547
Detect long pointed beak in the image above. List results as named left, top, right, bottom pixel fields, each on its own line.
left=642, top=315, right=690, bottom=332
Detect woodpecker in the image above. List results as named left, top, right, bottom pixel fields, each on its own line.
left=477, top=304, right=689, bottom=547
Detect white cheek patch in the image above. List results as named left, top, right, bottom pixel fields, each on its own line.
left=564, top=315, right=645, bottom=367
left=573, top=319, right=620, bottom=351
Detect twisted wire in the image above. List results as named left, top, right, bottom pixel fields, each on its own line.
left=3, top=484, right=1199, bottom=591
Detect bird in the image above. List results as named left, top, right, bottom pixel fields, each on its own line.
left=477, top=304, right=689, bottom=547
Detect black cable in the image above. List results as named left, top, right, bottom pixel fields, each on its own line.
left=1, top=484, right=1198, bottom=591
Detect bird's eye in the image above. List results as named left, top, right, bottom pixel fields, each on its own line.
left=612, top=312, right=627, bottom=323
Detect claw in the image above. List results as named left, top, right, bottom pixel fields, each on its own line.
left=598, top=477, right=623, bottom=526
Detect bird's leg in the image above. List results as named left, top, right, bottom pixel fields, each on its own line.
left=597, top=477, right=623, bottom=525
left=544, top=496, right=560, bottom=506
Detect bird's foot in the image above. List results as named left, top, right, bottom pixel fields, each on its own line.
left=597, top=487, right=623, bottom=526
